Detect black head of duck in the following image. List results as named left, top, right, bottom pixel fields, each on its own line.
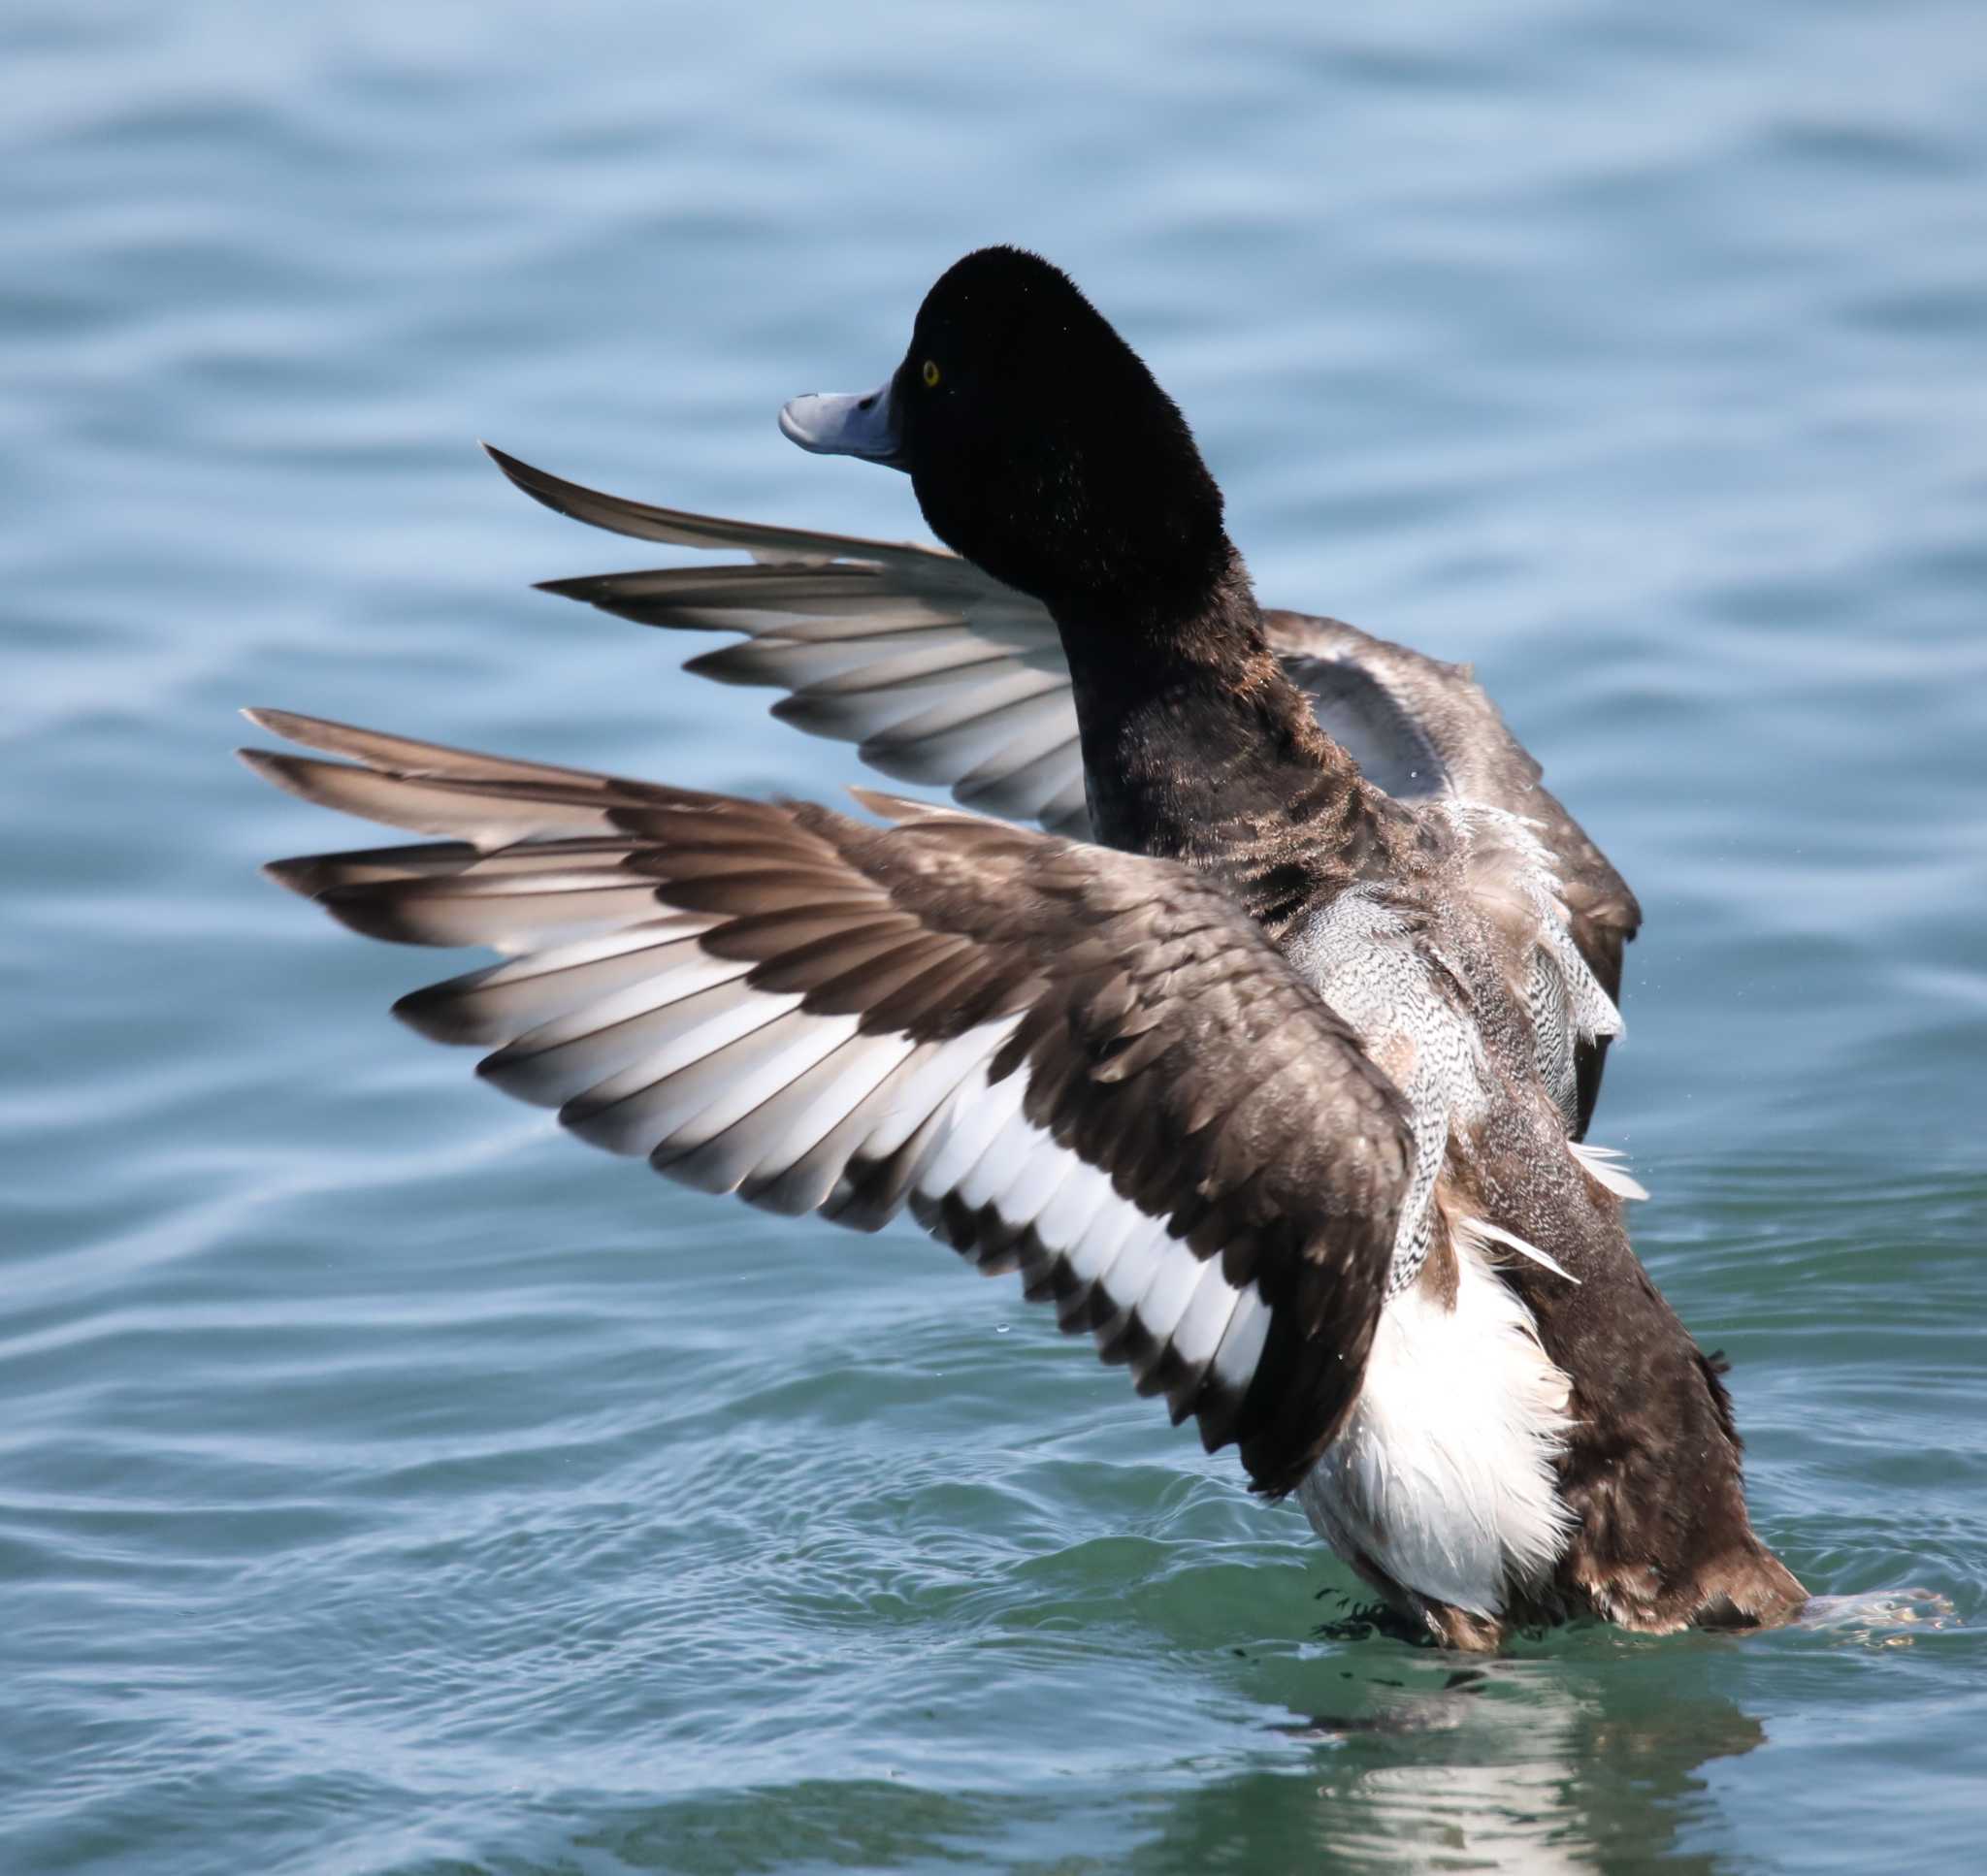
left=784, top=245, right=1233, bottom=631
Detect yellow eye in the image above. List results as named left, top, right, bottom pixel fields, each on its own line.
left=921, top=359, right=941, bottom=388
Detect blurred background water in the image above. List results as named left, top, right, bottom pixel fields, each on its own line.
left=5, top=2, right=1985, bottom=1870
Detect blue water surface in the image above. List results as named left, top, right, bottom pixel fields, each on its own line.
left=5, top=3, right=1985, bottom=1870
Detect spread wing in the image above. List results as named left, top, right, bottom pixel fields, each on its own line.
left=486, top=447, right=1640, bottom=1110
left=488, top=446, right=1091, bottom=836
left=1263, top=612, right=1641, bottom=1006
left=243, top=709, right=1415, bottom=1496
left=1263, top=613, right=1641, bottom=1140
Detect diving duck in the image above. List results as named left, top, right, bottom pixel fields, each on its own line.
left=245, top=245, right=1806, bottom=1648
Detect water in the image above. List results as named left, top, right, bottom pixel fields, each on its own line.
left=5, top=2, right=1985, bottom=1868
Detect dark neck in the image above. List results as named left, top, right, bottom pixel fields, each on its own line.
left=1051, top=548, right=1392, bottom=932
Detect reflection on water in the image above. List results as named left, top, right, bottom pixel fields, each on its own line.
left=1199, top=1587, right=1965, bottom=1873
left=1256, top=1660, right=1765, bottom=1875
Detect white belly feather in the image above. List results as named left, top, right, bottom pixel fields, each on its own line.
left=1296, top=1230, right=1575, bottom=1619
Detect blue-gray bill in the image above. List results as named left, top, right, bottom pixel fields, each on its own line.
left=777, top=381, right=905, bottom=468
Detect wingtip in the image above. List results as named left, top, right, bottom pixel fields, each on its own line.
left=390, top=980, right=485, bottom=1045
left=236, top=744, right=313, bottom=795
left=241, top=706, right=311, bottom=743
left=847, top=785, right=934, bottom=824
left=847, top=786, right=1000, bottom=830
left=240, top=708, right=379, bottom=757
left=480, top=441, right=578, bottom=523
left=260, top=853, right=329, bottom=897
left=482, top=439, right=554, bottom=497
left=237, top=745, right=362, bottom=815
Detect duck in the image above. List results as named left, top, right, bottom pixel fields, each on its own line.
left=244, top=244, right=1807, bottom=1649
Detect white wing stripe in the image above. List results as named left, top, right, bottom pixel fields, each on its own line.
left=862, top=684, right=1073, bottom=787
left=893, top=1066, right=1264, bottom=1391
left=652, top=1010, right=869, bottom=1152
left=657, top=1027, right=923, bottom=1194
left=765, top=634, right=1026, bottom=695
left=1212, top=1285, right=1270, bottom=1393
left=750, top=1034, right=976, bottom=1217
left=1170, top=1262, right=1243, bottom=1369
left=557, top=988, right=809, bottom=1150
left=986, top=1124, right=1085, bottom=1223
left=480, top=956, right=764, bottom=1105
left=1060, top=1191, right=1151, bottom=1286
left=401, top=916, right=717, bottom=1043
left=1126, top=1232, right=1216, bottom=1344
left=863, top=666, right=1068, bottom=746
left=859, top=1019, right=1023, bottom=1161
left=705, top=1029, right=924, bottom=1178
left=1091, top=1214, right=1171, bottom=1316
left=386, top=880, right=669, bottom=951
left=1028, top=1156, right=1124, bottom=1253
left=955, top=734, right=1085, bottom=816
left=918, top=1061, right=1031, bottom=1194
